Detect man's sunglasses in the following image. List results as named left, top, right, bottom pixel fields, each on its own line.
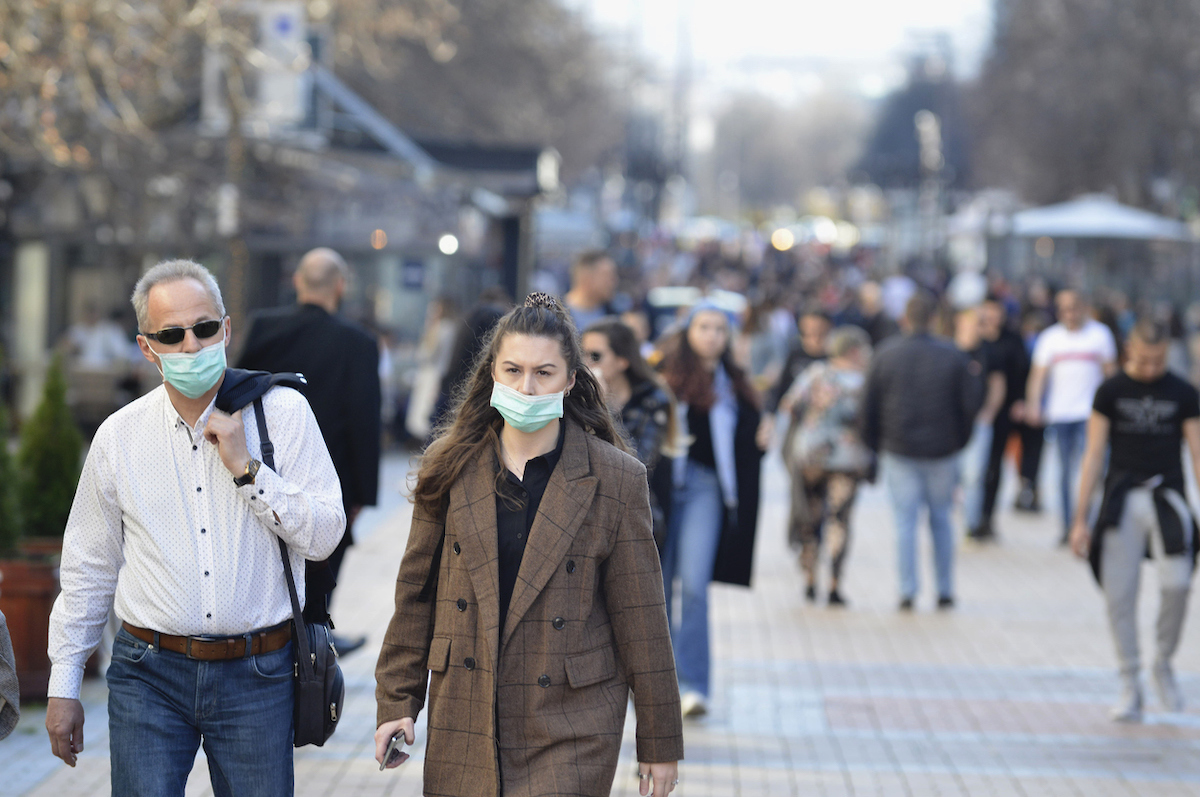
left=142, top=318, right=224, bottom=345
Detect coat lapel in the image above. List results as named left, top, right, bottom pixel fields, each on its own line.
left=501, top=422, right=598, bottom=651
left=449, top=450, right=503, bottom=670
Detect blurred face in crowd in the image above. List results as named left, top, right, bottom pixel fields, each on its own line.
left=581, top=331, right=629, bottom=387
left=1124, top=338, right=1168, bottom=383
left=799, top=314, right=831, bottom=355
left=687, top=309, right=730, bottom=367
left=955, top=308, right=982, bottom=351
left=1056, top=291, right=1085, bottom=330
left=585, top=258, right=618, bottom=303
left=979, top=301, right=1004, bottom=341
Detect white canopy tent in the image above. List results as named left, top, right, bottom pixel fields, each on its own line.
left=1011, top=194, right=1190, bottom=241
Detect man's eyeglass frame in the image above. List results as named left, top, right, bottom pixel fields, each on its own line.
left=141, top=318, right=225, bottom=345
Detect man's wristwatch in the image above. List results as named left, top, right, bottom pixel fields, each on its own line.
left=234, top=458, right=261, bottom=487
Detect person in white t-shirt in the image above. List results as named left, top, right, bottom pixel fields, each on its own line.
left=1026, top=290, right=1118, bottom=543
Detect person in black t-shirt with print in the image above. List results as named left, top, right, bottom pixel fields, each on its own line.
left=1071, top=320, right=1200, bottom=722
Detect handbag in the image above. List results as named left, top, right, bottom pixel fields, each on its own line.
left=250, top=392, right=346, bottom=748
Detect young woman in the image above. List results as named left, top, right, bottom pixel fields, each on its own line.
left=582, top=317, right=679, bottom=553
left=657, top=299, right=764, bottom=718
left=375, top=293, right=682, bottom=797
left=779, top=325, right=873, bottom=605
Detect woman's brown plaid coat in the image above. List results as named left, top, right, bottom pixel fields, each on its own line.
left=376, top=421, right=684, bottom=796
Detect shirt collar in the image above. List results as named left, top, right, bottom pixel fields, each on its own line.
left=158, top=384, right=219, bottom=435
left=494, top=420, right=567, bottom=474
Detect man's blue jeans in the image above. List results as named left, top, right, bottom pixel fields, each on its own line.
left=882, top=452, right=959, bottom=601
left=662, top=460, right=725, bottom=698
left=1050, top=420, right=1088, bottom=533
left=959, top=420, right=994, bottom=531
left=107, top=626, right=295, bottom=796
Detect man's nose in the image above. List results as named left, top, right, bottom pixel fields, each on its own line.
left=181, top=328, right=204, bottom=352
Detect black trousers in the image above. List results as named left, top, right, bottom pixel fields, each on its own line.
left=1017, top=421, right=1045, bottom=483
left=981, top=413, right=1013, bottom=524
left=302, top=518, right=354, bottom=624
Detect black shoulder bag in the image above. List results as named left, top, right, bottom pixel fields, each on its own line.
left=250, top=393, right=345, bottom=748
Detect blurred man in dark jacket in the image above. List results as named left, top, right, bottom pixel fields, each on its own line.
left=977, top=296, right=1030, bottom=539
left=861, top=292, right=981, bottom=611
left=238, top=248, right=381, bottom=654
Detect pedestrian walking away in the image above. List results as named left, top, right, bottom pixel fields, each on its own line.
left=1026, top=290, right=1118, bottom=543
left=861, top=291, right=981, bottom=611
left=955, top=306, right=1006, bottom=541
left=44, top=260, right=345, bottom=795
left=1069, top=319, right=1200, bottom=723
left=780, top=325, right=873, bottom=605
left=658, top=298, right=764, bottom=718
left=374, top=293, right=682, bottom=797
left=237, top=248, right=382, bottom=655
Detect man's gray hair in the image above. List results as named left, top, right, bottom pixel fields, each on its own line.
left=131, top=260, right=225, bottom=331
left=828, top=325, right=871, bottom=359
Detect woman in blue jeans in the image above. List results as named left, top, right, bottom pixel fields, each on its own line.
left=658, top=300, right=764, bottom=718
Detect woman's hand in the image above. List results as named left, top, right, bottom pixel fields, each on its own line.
left=638, top=761, right=679, bottom=796
left=375, top=717, right=415, bottom=769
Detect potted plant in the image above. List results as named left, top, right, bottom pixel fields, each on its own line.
left=0, top=357, right=84, bottom=700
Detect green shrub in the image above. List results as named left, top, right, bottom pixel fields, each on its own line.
left=17, top=357, right=83, bottom=539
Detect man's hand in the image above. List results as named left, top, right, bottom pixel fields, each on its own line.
left=755, top=415, right=775, bottom=451
left=203, top=409, right=251, bottom=477
left=375, top=717, right=415, bottom=770
left=638, top=761, right=679, bottom=797
left=1069, top=517, right=1091, bottom=559
left=46, top=697, right=85, bottom=767
left=1010, top=400, right=1026, bottom=423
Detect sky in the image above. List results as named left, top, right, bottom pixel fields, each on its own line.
left=569, top=0, right=994, bottom=102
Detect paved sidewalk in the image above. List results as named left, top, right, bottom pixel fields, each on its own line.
left=5, top=449, right=1200, bottom=796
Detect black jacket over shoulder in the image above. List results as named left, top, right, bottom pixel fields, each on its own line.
left=860, top=332, right=981, bottom=460
left=237, top=303, right=381, bottom=512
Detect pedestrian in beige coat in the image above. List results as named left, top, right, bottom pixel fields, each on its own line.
left=376, top=293, right=683, bottom=797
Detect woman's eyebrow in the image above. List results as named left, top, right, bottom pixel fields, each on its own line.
left=500, top=360, right=557, bottom=369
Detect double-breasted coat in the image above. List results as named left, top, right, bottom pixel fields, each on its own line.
left=376, top=421, right=684, bottom=797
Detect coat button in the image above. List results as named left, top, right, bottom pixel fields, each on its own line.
left=552, top=617, right=565, bottom=630
left=566, top=560, right=576, bottom=574
left=464, top=657, right=476, bottom=670
left=456, top=598, right=467, bottom=611
left=538, top=674, right=551, bottom=688
left=453, top=541, right=461, bottom=555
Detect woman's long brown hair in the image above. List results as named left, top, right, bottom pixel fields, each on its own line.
left=411, top=292, right=629, bottom=517
left=657, top=312, right=759, bottom=412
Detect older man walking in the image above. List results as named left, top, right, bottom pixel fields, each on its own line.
left=45, top=260, right=344, bottom=794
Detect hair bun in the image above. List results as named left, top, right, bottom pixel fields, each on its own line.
left=524, top=292, right=561, bottom=311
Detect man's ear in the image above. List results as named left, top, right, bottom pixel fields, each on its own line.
left=223, top=316, right=232, bottom=347
left=136, top=335, right=158, bottom=365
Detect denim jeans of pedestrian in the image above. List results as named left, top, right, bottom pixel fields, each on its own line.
left=959, top=420, right=993, bottom=531
left=882, top=452, right=959, bottom=601
left=107, top=626, right=295, bottom=796
left=1050, top=420, right=1088, bottom=532
left=662, top=460, right=725, bottom=698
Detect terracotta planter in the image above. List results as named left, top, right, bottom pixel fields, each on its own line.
left=0, top=558, right=60, bottom=701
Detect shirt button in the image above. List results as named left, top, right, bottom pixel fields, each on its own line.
left=251, top=496, right=256, bottom=501
left=516, top=532, right=523, bottom=540
left=259, top=489, right=264, bottom=495
left=453, top=542, right=461, bottom=555
left=196, top=486, right=202, bottom=492
left=206, top=613, right=212, bottom=619
left=464, top=657, right=476, bottom=671
left=456, top=598, right=467, bottom=612
left=538, top=674, right=551, bottom=688
left=204, top=571, right=210, bottom=576
left=552, top=617, right=565, bottom=630
left=566, top=560, right=576, bottom=574
left=200, top=528, right=206, bottom=534
left=192, top=445, right=198, bottom=451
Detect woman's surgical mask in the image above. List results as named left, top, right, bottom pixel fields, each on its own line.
left=490, top=381, right=564, bottom=433
left=146, top=332, right=227, bottom=399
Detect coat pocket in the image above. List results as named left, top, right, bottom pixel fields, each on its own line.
left=427, top=636, right=451, bottom=672
left=564, top=645, right=617, bottom=689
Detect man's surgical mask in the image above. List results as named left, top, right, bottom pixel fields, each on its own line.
left=146, top=333, right=227, bottom=399
left=490, top=381, right=564, bottom=433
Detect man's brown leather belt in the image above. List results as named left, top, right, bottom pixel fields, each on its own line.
left=122, top=621, right=292, bottom=661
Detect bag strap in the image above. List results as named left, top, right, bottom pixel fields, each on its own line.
left=252, top=394, right=315, bottom=679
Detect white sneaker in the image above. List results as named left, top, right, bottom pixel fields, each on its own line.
left=1153, top=661, right=1185, bottom=713
left=680, top=691, right=708, bottom=718
left=1111, top=681, right=1143, bottom=723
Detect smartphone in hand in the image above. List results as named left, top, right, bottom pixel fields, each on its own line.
left=379, top=733, right=408, bottom=770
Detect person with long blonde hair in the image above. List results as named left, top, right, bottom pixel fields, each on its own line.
left=375, top=293, right=683, bottom=797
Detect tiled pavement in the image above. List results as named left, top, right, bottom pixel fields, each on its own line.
left=5, top=448, right=1200, bottom=796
